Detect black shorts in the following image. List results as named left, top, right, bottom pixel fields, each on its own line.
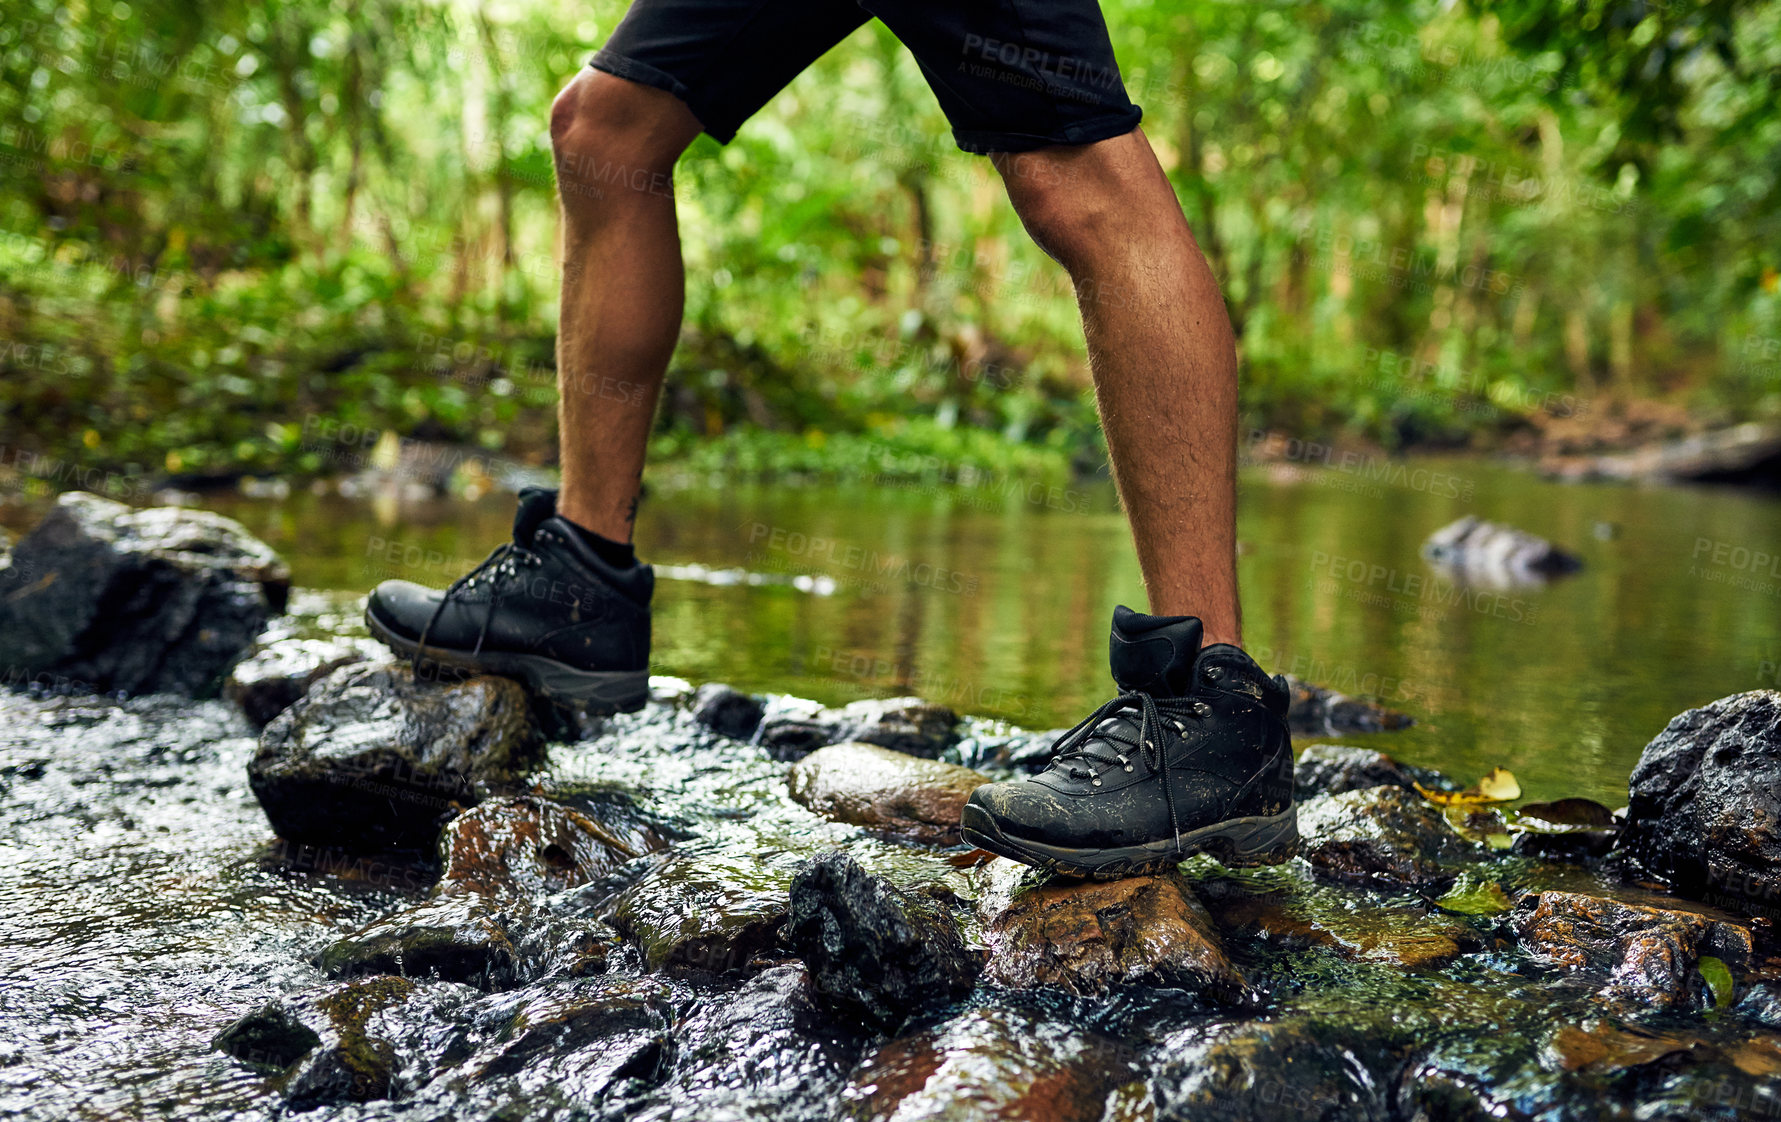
left=588, top=0, right=1143, bottom=155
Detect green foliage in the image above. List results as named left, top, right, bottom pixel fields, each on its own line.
left=1, top=0, right=1777, bottom=482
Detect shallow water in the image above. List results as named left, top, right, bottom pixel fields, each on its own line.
left=199, top=458, right=1781, bottom=806
left=4, top=459, right=1779, bottom=1121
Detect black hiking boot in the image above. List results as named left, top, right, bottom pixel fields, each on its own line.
left=364, top=487, right=652, bottom=713
left=960, top=605, right=1297, bottom=879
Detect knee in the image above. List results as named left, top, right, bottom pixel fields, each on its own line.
left=549, top=70, right=698, bottom=183
left=1001, top=153, right=1122, bottom=271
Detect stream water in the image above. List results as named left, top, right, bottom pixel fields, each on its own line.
left=204, top=457, right=1781, bottom=806
left=1, top=457, right=1777, bottom=1121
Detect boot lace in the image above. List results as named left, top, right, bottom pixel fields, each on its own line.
left=413, top=541, right=544, bottom=673
left=1044, top=690, right=1212, bottom=854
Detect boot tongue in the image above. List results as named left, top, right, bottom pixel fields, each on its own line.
left=512, top=487, right=559, bottom=546
left=1109, top=605, right=1204, bottom=698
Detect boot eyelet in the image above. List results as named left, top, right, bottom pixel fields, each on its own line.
left=1091, top=778, right=1102, bottom=787
left=1123, top=765, right=1133, bottom=773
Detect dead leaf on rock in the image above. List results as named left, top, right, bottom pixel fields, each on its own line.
left=1415, top=767, right=1520, bottom=807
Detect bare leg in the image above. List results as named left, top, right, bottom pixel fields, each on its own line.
left=994, top=129, right=1242, bottom=647
left=548, top=71, right=703, bottom=542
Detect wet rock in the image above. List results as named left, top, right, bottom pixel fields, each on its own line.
left=785, top=852, right=980, bottom=1032
left=317, top=893, right=617, bottom=990
left=760, top=696, right=960, bottom=761
left=438, top=794, right=671, bottom=901
left=1620, top=690, right=1781, bottom=917
left=1293, top=743, right=1455, bottom=799
left=690, top=682, right=766, bottom=740
left=1738, top=983, right=1781, bottom=1030
left=603, top=849, right=794, bottom=975
left=455, top=975, right=678, bottom=1105
left=1282, top=678, right=1416, bottom=736
left=628, top=965, right=867, bottom=1121
left=213, top=1002, right=323, bottom=1073
left=1207, top=886, right=1482, bottom=971
left=1297, top=786, right=1484, bottom=891
left=248, top=662, right=545, bottom=851
left=838, top=1001, right=1139, bottom=1121
left=1510, top=797, right=1620, bottom=861
left=1151, top=1013, right=1409, bottom=1122
left=950, top=725, right=1067, bottom=776
left=1420, top=514, right=1582, bottom=586
left=977, top=861, right=1244, bottom=1000
left=1513, top=890, right=1755, bottom=1009
left=225, top=636, right=381, bottom=727
left=215, top=976, right=426, bottom=1107
left=787, top=742, right=989, bottom=845
left=0, top=491, right=290, bottom=697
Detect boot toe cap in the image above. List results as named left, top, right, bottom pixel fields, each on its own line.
left=365, top=579, right=439, bottom=641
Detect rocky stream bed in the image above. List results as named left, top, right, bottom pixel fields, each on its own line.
left=2, top=493, right=1780, bottom=1121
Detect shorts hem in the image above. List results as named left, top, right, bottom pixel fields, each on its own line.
left=586, top=50, right=741, bottom=143
left=953, top=106, right=1143, bottom=155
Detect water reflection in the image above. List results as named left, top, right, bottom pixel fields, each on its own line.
left=199, top=459, right=1781, bottom=806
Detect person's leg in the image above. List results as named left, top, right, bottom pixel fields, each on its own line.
left=992, top=129, right=1242, bottom=649
left=548, top=71, right=704, bottom=543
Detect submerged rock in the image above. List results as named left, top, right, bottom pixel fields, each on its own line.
left=1293, top=743, right=1455, bottom=799
left=1421, top=514, right=1583, bottom=586
left=761, top=697, right=960, bottom=761
left=225, top=635, right=379, bottom=727
left=454, top=975, right=679, bottom=1105
left=438, top=794, right=672, bottom=901
left=1297, top=786, right=1484, bottom=891
left=1620, top=690, right=1781, bottom=917
left=787, top=742, right=989, bottom=845
left=629, top=965, right=867, bottom=1121
left=248, top=662, right=545, bottom=850
left=1282, top=677, right=1416, bottom=736
left=978, top=862, right=1245, bottom=1001
left=1151, top=1013, right=1410, bottom=1122
left=785, top=852, right=980, bottom=1033
left=0, top=491, right=290, bottom=697
left=1514, top=890, right=1755, bottom=1009
left=214, top=976, right=434, bottom=1108
left=838, top=1001, right=1139, bottom=1122
left=603, top=849, right=794, bottom=975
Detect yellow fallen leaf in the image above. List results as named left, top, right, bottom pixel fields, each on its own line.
left=1415, top=767, right=1521, bottom=807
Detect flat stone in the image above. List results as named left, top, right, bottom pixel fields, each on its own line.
left=0, top=491, right=289, bottom=697
left=1620, top=690, right=1781, bottom=919
left=788, top=742, right=989, bottom=845
left=1297, top=786, right=1483, bottom=891
left=977, top=861, right=1245, bottom=1000
left=785, top=851, right=980, bottom=1032
left=248, top=662, right=545, bottom=851
left=1514, top=890, right=1755, bottom=1009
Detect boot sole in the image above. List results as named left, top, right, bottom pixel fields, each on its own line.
left=365, top=608, right=648, bottom=715
left=959, top=802, right=1299, bottom=880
